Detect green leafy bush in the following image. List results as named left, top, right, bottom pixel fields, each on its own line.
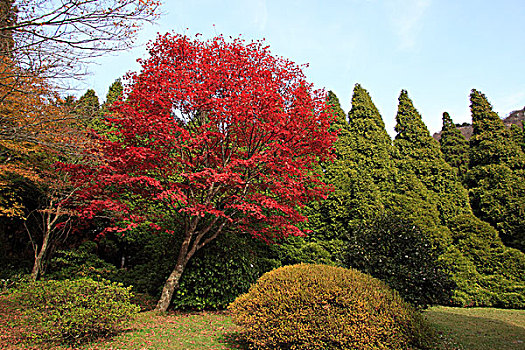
left=171, top=232, right=279, bottom=310
left=443, top=214, right=525, bottom=308
left=46, top=241, right=117, bottom=281
left=345, top=214, right=455, bottom=309
left=229, top=264, right=435, bottom=350
left=111, top=227, right=278, bottom=310
left=10, top=278, right=139, bottom=345
left=273, top=235, right=338, bottom=266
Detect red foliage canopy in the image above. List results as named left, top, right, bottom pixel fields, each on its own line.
left=66, top=33, right=336, bottom=242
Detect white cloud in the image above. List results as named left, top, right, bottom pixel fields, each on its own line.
left=387, top=0, right=431, bottom=50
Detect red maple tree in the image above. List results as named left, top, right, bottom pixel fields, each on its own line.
left=65, top=33, right=336, bottom=311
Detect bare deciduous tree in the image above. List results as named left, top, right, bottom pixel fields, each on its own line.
left=0, top=0, right=161, bottom=149
left=0, top=0, right=161, bottom=81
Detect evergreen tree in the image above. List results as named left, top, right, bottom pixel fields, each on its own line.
left=446, top=214, right=525, bottom=308
left=306, top=86, right=396, bottom=263
left=75, top=89, right=100, bottom=120
left=466, top=89, right=525, bottom=252
left=393, top=90, right=470, bottom=224
left=510, top=124, right=525, bottom=153
left=305, top=91, right=353, bottom=244
left=391, top=90, right=525, bottom=307
left=87, top=80, right=124, bottom=135
left=468, top=89, right=524, bottom=168
left=309, top=86, right=396, bottom=237
left=346, top=84, right=396, bottom=190
left=102, top=79, right=124, bottom=112
left=439, top=112, right=469, bottom=179
left=308, top=87, right=525, bottom=308
left=327, top=90, right=346, bottom=129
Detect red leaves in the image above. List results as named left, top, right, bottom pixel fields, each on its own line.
left=66, top=33, right=336, bottom=240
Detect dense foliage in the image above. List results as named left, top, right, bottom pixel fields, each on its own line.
left=393, top=90, right=470, bottom=225
left=9, top=278, right=140, bottom=345
left=439, top=112, right=469, bottom=179
left=345, top=214, right=455, bottom=309
left=305, top=85, right=396, bottom=267
left=444, top=214, right=525, bottom=308
left=229, top=264, right=435, bottom=350
left=466, top=89, right=525, bottom=252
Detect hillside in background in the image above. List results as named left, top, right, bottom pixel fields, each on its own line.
left=433, top=106, right=525, bottom=141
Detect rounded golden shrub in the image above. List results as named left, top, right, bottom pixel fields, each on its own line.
left=228, top=264, right=434, bottom=350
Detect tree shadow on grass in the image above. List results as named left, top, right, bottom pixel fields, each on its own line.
left=219, top=330, right=250, bottom=350
left=426, top=310, right=525, bottom=350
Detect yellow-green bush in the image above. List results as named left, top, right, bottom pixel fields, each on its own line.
left=229, top=264, right=435, bottom=350
left=10, top=278, right=140, bottom=345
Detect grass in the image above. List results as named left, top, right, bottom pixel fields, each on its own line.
left=425, top=306, right=525, bottom=350
left=2, top=293, right=524, bottom=349
left=81, top=311, right=243, bottom=350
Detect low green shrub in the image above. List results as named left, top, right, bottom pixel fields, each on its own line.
left=229, top=264, right=435, bottom=350
left=443, top=214, right=525, bottom=308
left=46, top=241, right=117, bottom=281
left=10, top=278, right=139, bottom=345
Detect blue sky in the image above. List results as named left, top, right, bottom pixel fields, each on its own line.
left=84, top=0, right=525, bottom=136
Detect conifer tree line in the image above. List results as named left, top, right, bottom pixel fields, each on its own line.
left=308, top=85, right=525, bottom=308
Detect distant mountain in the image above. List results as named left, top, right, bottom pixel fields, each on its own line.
left=433, top=106, right=525, bottom=141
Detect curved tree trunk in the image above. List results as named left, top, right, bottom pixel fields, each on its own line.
left=29, top=208, right=54, bottom=281
left=30, top=229, right=50, bottom=281
left=155, top=234, right=192, bottom=312
left=155, top=219, right=226, bottom=312
left=155, top=262, right=186, bottom=312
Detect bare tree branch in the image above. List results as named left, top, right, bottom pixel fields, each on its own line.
left=0, top=0, right=162, bottom=83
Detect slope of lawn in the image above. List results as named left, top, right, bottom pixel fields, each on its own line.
left=425, top=306, right=525, bottom=350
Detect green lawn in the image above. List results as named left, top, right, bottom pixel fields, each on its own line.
left=82, top=311, right=242, bottom=350
left=425, top=306, right=525, bottom=350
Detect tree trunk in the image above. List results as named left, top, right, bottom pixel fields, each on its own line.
left=155, top=232, right=193, bottom=312
left=30, top=226, right=51, bottom=281
left=154, top=219, right=225, bottom=312
left=155, top=262, right=185, bottom=312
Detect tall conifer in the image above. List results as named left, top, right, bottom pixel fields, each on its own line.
left=102, top=79, right=124, bottom=111
left=304, top=91, right=351, bottom=244
left=307, top=86, right=394, bottom=249
left=76, top=89, right=100, bottom=119
left=393, top=90, right=470, bottom=224
left=327, top=90, right=346, bottom=128
left=469, top=89, right=524, bottom=168
left=347, top=84, right=396, bottom=189
left=322, top=85, right=397, bottom=230
left=391, top=90, right=525, bottom=307
left=439, top=112, right=469, bottom=179
left=466, top=89, right=525, bottom=252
